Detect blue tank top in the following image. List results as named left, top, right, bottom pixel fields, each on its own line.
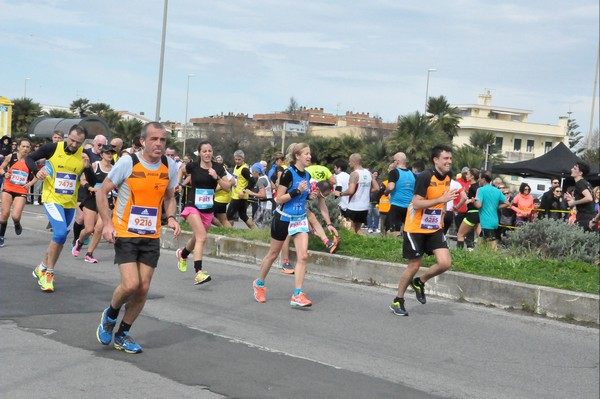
left=279, top=166, right=310, bottom=221
left=390, top=168, right=415, bottom=208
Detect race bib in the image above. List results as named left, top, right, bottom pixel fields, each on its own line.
left=288, top=215, right=309, bottom=236
left=420, top=208, right=442, bottom=230
left=195, top=188, right=214, bottom=209
left=127, top=206, right=158, bottom=235
left=54, top=173, right=77, bottom=195
left=10, top=170, right=28, bottom=186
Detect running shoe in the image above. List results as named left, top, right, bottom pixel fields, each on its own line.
left=410, top=277, right=426, bottom=304
left=290, top=292, right=312, bottom=307
left=32, top=264, right=45, bottom=285
left=253, top=279, right=266, bottom=303
left=15, top=223, right=22, bottom=236
left=96, top=307, right=117, bottom=345
left=326, top=237, right=340, bottom=254
left=40, top=271, right=55, bottom=292
left=84, top=254, right=98, bottom=264
left=193, top=270, right=211, bottom=285
left=0, top=237, right=4, bottom=248
left=281, top=260, right=294, bottom=275
left=71, top=239, right=82, bottom=257
left=83, top=235, right=91, bottom=245
left=175, top=248, right=187, bottom=272
left=114, top=332, right=143, bottom=354
left=389, top=299, right=408, bottom=316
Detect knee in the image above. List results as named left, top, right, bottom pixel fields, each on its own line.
left=296, top=251, right=309, bottom=264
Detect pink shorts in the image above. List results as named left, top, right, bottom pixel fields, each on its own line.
left=181, top=206, right=213, bottom=230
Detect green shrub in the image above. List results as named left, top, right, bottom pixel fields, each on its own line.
left=503, top=218, right=599, bottom=264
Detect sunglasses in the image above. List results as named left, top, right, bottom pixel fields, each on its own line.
left=555, top=190, right=562, bottom=193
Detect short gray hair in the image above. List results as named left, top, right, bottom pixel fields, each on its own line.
left=233, top=150, right=245, bottom=159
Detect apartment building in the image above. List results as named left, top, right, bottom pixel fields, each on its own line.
left=452, top=91, right=568, bottom=162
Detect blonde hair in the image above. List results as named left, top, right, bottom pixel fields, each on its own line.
left=285, top=142, right=309, bottom=164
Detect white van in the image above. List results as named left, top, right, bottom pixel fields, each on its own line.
left=520, top=178, right=551, bottom=199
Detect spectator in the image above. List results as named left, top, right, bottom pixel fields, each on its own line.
left=456, top=168, right=480, bottom=250
left=84, top=134, right=108, bottom=164
left=511, top=183, right=534, bottom=227
left=384, top=152, right=415, bottom=238
left=474, top=171, right=510, bottom=250
left=367, top=169, right=384, bottom=233
left=51, top=130, right=64, bottom=143
left=453, top=167, right=474, bottom=247
left=540, top=178, right=561, bottom=218
left=333, top=158, right=350, bottom=219
left=564, top=161, right=595, bottom=231
left=547, top=185, right=568, bottom=221
left=498, top=188, right=516, bottom=238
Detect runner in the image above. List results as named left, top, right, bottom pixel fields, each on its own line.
left=0, top=139, right=37, bottom=247
left=25, top=125, right=88, bottom=292
left=390, top=144, right=458, bottom=316
left=71, top=144, right=116, bottom=263
left=252, top=143, right=314, bottom=307
left=175, top=141, right=230, bottom=285
left=95, top=122, right=180, bottom=354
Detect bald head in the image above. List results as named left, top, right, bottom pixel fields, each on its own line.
left=393, top=152, right=407, bottom=168
left=111, top=137, right=123, bottom=152
left=349, top=153, right=362, bottom=166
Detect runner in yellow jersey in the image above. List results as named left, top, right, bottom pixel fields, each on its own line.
left=95, top=122, right=180, bottom=354
left=26, top=125, right=88, bottom=292
left=390, top=144, right=459, bottom=317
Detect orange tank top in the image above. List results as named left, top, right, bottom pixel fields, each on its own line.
left=113, top=154, right=170, bottom=239
left=3, top=159, right=32, bottom=195
left=404, top=172, right=450, bottom=234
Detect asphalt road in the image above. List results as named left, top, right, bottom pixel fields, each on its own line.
left=0, top=206, right=598, bottom=399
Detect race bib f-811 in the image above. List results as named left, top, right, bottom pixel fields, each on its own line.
left=195, top=188, right=214, bottom=209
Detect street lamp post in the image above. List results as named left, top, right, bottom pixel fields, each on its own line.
left=425, top=68, right=437, bottom=113
left=24, top=77, right=31, bottom=98
left=155, top=0, right=169, bottom=121
left=182, top=74, right=194, bottom=157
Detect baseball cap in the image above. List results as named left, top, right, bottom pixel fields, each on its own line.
left=461, top=167, right=469, bottom=174
left=100, top=144, right=116, bottom=153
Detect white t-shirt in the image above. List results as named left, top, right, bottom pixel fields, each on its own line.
left=446, top=179, right=462, bottom=211
left=335, top=171, right=350, bottom=210
left=348, top=168, right=371, bottom=211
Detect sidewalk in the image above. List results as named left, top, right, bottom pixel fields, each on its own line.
left=161, top=229, right=599, bottom=326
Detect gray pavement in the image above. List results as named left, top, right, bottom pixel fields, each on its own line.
left=0, top=205, right=598, bottom=399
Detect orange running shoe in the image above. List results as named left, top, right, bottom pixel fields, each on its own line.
left=253, top=279, right=266, bottom=303
left=290, top=292, right=312, bottom=307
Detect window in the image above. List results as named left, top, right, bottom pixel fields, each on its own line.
left=513, top=138, right=521, bottom=151
left=495, top=137, right=504, bottom=152
left=526, top=139, right=534, bottom=152
left=545, top=141, right=553, bottom=153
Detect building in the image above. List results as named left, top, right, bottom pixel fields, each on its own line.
left=0, top=96, right=13, bottom=137
left=452, top=91, right=568, bottom=162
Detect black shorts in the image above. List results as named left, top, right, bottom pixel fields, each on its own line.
left=114, top=237, right=161, bottom=268
left=481, top=228, right=499, bottom=241
left=213, top=201, right=228, bottom=215
left=80, top=196, right=98, bottom=212
left=226, top=198, right=249, bottom=222
left=346, top=209, right=368, bottom=224
left=464, top=211, right=480, bottom=227
left=270, top=211, right=290, bottom=242
left=2, top=190, right=27, bottom=199
left=388, top=205, right=408, bottom=231
left=339, top=207, right=349, bottom=218
left=403, top=229, right=448, bottom=260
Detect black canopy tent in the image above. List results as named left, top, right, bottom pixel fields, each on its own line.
left=493, top=142, right=599, bottom=183
left=27, top=116, right=111, bottom=141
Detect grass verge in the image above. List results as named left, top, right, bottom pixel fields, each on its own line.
left=183, top=224, right=599, bottom=295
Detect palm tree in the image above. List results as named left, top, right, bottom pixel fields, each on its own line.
left=468, top=130, right=505, bottom=169
left=11, top=97, right=43, bottom=137
left=426, top=95, right=461, bottom=139
left=389, top=111, right=450, bottom=164
left=451, top=145, right=485, bottom=174
left=114, top=119, right=144, bottom=146
left=70, top=98, right=91, bottom=118
left=43, top=109, right=76, bottom=118
left=88, top=102, right=113, bottom=117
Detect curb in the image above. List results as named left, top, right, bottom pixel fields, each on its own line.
left=161, top=229, right=599, bottom=325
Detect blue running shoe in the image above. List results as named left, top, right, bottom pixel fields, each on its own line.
left=114, top=332, right=143, bottom=354
left=96, top=308, right=117, bottom=345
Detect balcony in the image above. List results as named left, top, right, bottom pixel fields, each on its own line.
left=504, top=151, right=535, bottom=162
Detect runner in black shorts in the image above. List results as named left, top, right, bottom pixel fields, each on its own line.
left=390, top=144, right=459, bottom=317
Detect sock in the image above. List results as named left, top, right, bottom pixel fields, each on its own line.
left=0, top=221, right=7, bottom=237
left=393, top=297, right=404, bottom=304
left=456, top=240, right=464, bottom=249
left=85, top=252, right=93, bottom=257
left=256, top=279, right=265, bottom=287
left=194, top=260, right=203, bottom=273
left=181, top=247, right=191, bottom=259
left=293, top=288, right=302, bottom=296
left=107, top=305, right=121, bottom=321
left=72, top=222, right=83, bottom=244
left=116, top=321, right=131, bottom=337
left=46, top=268, right=54, bottom=275
left=38, top=262, right=47, bottom=272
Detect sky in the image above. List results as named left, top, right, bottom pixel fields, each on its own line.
left=2, top=0, right=599, bottom=140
